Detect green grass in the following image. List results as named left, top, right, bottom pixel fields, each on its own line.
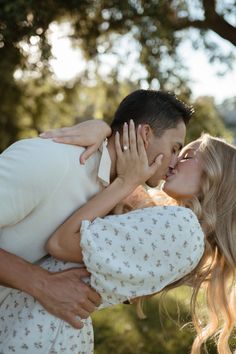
left=92, top=287, right=218, bottom=354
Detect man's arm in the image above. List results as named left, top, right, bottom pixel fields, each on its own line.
left=40, top=119, right=112, bottom=164
left=0, top=248, right=101, bottom=328
left=0, top=139, right=101, bottom=328
left=47, top=121, right=163, bottom=262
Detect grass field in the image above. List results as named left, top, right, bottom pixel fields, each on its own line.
left=92, top=287, right=218, bottom=354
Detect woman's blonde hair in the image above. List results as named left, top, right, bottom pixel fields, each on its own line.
left=116, top=134, right=236, bottom=353
left=179, top=134, right=236, bottom=353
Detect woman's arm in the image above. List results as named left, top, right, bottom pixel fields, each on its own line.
left=40, top=120, right=112, bottom=164
left=46, top=177, right=137, bottom=262
left=46, top=121, right=163, bottom=262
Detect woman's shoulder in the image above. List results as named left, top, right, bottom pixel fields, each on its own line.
left=114, top=205, right=203, bottom=241
left=120, top=205, right=198, bottom=220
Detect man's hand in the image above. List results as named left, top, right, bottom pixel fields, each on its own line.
left=0, top=249, right=101, bottom=329
left=34, top=267, right=101, bottom=329
left=39, top=120, right=112, bottom=164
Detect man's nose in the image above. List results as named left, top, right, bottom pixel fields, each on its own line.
left=169, top=154, right=178, bottom=169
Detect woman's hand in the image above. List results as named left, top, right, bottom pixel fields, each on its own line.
left=39, top=120, right=112, bottom=164
left=115, top=120, right=163, bottom=189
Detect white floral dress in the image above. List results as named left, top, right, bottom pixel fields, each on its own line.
left=0, top=206, right=205, bottom=354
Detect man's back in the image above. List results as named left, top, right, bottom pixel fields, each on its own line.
left=0, top=138, right=104, bottom=263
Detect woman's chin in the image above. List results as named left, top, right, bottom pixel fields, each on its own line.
left=162, top=183, right=178, bottom=199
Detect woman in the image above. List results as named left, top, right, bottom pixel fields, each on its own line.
left=1, top=123, right=236, bottom=354
left=48, top=127, right=236, bottom=354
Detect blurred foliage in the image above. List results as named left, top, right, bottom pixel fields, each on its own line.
left=7, top=71, right=232, bottom=151
left=7, top=71, right=138, bottom=142
left=0, top=0, right=235, bottom=150
left=186, top=96, right=234, bottom=143
left=92, top=286, right=222, bottom=354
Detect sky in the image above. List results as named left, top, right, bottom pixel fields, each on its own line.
left=49, top=22, right=236, bottom=105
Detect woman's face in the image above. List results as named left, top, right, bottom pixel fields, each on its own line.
left=163, top=141, right=203, bottom=199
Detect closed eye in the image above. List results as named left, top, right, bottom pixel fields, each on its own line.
left=179, top=153, right=193, bottom=160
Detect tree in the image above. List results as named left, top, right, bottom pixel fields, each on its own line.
left=186, top=96, right=233, bottom=143
left=0, top=0, right=235, bottom=150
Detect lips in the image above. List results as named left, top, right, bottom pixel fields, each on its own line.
left=165, top=168, right=176, bottom=180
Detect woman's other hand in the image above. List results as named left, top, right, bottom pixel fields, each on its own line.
left=39, top=120, right=112, bottom=164
left=115, top=120, right=163, bottom=188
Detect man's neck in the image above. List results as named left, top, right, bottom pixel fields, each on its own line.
left=107, top=134, right=117, bottom=183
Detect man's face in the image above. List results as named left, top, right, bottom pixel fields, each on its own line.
left=145, top=121, right=186, bottom=187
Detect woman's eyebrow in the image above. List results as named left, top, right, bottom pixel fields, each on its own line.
left=179, top=147, right=195, bottom=156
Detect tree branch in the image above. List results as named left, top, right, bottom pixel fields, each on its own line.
left=202, top=0, right=236, bottom=46
left=167, top=0, right=236, bottom=46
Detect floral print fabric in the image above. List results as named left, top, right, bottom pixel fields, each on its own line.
left=81, top=206, right=205, bottom=306
left=0, top=206, right=205, bottom=353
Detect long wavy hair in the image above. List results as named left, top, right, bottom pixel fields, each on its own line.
left=115, top=134, right=236, bottom=353
left=178, top=134, right=236, bottom=353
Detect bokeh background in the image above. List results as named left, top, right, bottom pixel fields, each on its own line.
left=1, top=1, right=236, bottom=352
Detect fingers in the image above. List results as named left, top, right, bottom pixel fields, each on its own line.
left=80, top=299, right=97, bottom=315
left=129, top=119, right=137, bottom=154
left=76, top=306, right=92, bottom=319
left=79, top=144, right=100, bottom=164
left=122, top=122, right=129, bottom=150
left=149, top=154, right=163, bottom=174
left=87, top=287, right=101, bottom=307
left=76, top=268, right=102, bottom=306
left=137, top=124, right=146, bottom=156
left=66, top=314, right=84, bottom=329
left=115, top=120, right=144, bottom=161
left=40, top=127, right=75, bottom=138
left=76, top=267, right=91, bottom=278
left=52, top=136, right=82, bottom=145
left=155, top=154, right=164, bottom=166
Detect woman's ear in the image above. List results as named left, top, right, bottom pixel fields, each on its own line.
left=139, top=124, right=152, bottom=149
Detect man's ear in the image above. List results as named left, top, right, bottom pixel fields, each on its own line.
left=139, top=124, right=153, bottom=149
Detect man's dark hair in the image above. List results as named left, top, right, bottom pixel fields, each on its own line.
left=111, top=89, right=194, bottom=137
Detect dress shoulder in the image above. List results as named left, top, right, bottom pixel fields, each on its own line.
left=80, top=205, right=205, bottom=306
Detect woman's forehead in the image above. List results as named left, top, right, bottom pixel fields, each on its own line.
left=181, top=140, right=201, bottom=154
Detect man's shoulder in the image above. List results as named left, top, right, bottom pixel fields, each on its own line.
left=0, top=138, right=71, bottom=182
left=2, top=138, right=86, bottom=165
left=1, top=137, right=102, bottom=183
left=4, top=137, right=82, bottom=154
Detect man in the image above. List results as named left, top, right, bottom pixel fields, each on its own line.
left=0, top=89, right=193, bottom=328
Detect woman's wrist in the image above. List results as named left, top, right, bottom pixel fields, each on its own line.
left=114, top=176, right=140, bottom=195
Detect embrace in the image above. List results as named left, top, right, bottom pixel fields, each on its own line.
left=0, top=90, right=235, bottom=354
